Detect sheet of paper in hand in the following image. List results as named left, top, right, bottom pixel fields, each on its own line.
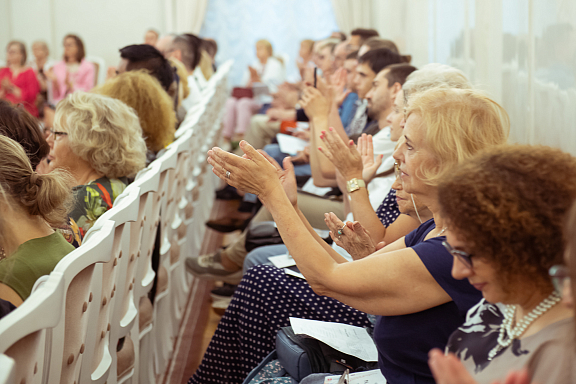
left=289, top=317, right=378, bottom=362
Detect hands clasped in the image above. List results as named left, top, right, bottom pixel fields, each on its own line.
left=324, top=212, right=385, bottom=260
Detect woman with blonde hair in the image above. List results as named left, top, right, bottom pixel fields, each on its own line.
left=46, top=92, right=147, bottom=244
left=222, top=39, right=285, bottom=142
left=0, top=135, right=75, bottom=306
left=195, top=86, right=508, bottom=383
left=93, top=70, right=176, bottom=158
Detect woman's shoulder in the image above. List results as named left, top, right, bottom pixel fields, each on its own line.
left=405, top=219, right=435, bottom=246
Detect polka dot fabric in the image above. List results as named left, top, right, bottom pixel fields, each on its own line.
left=376, top=189, right=400, bottom=227
left=188, top=265, right=371, bottom=384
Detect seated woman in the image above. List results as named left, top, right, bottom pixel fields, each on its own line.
left=47, top=34, right=95, bottom=104
left=195, top=86, right=508, bottom=384
left=46, top=92, right=147, bottom=244
left=93, top=70, right=176, bottom=162
left=0, top=99, right=50, bottom=171
left=223, top=39, right=285, bottom=142
left=426, top=145, right=576, bottom=384
left=0, top=41, right=40, bottom=116
left=0, top=135, right=75, bottom=306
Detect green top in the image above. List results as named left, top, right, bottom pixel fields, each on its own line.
left=0, top=231, right=75, bottom=300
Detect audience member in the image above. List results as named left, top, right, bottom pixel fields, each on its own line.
left=0, top=135, right=75, bottom=306
left=358, top=37, right=401, bottom=56
left=144, top=29, right=159, bottom=46
left=0, top=100, right=50, bottom=171
left=0, top=41, right=40, bottom=116
left=46, top=92, right=147, bottom=244
left=296, top=39, right=315, bottom=80
left=427, top=145, right=576, bottom=384
left=93, top=70, right=176, bottom=160
left=222, top=39, right=285, bottom=142
left=30, top=41, right=56, bottom=108
left=349, top=28, right=380, bottom=48
left=202, top=38, right=218, bottom=67
left=47, top=34, right=95, bottom=103
left=313, top=38, right=339, bottom=78
left=169, top=57, right=191, bottom=123
left=331, top=31, right=347, bottom=41
left=193, top=86, right=508, bottom=383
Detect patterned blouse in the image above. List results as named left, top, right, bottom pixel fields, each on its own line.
left=60, top=176, right=128, bottom=247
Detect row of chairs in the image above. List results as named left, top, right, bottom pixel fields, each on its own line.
left=0, top=60, right=233, bottom=384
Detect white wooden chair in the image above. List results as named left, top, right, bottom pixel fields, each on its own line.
left=47, top=219, right=116, bottom=384
left=0, top=355, right=16, bottom=384
left=79, top=187, right=141, bottom=384
left=0, top=271, right=66, bottom=384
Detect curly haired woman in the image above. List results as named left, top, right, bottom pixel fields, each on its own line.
left=429, top=145, right=576, bottom=384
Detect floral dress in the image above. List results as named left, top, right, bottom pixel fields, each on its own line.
left=60, top=177, right=128, bottom=247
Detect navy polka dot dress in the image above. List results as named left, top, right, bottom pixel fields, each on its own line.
left=188, top=190, right=401, bottom=384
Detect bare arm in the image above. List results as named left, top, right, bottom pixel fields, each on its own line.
left=208, top=142, right=451, bottom=316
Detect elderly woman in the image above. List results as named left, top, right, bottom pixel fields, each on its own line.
left=93, top=70, right=176, bottom=161
left=47, top=34, right=95, bottom=103
left=425, top=145, right=576, bottom=384
left=46, top=92, right=147, bottom=244
left=0, top=135, right=75, bottom=306
left=0, top=41, right=40, bottom=116
left=194, top=87, right=508, bottom=384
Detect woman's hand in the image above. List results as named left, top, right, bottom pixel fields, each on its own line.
left=256, top=150, right=299, bottom=207
left=318, top=127, right=363, bottom=180
left=428, top=349, right=477, bottom=384
left=330, top=68, right=351, bottom=107
left=324, top=213, right=385, bottom=260
left=300, top=86, right=330, bottom=120
left=207, top=141, right=293, bottom=205
left=357, top=134, right=384, bottom=183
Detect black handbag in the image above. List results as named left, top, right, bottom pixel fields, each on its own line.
left=245, top=221, right=283, bottom=253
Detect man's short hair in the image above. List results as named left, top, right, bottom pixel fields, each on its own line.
left=345, top=51, right=359, bottom=60
left=357, top=48, right=409, bottom=75
left=171, top=34, right=202, bottom=72
left=383, top=63, right=418, bottom=86
left=350, top=28, right=380, bottom=45
left=119, top=44, right=175, bottom=92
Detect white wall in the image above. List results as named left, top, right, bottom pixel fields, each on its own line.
left=0, top=0, right=167, bottom=72
left=365, top=0, right=576, bottom=155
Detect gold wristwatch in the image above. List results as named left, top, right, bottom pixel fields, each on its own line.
left=346, top=178, right=366, bottom=193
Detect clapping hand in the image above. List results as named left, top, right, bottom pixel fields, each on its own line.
left=324, top=212, right=385, bottom=260
left=300, top=86, right=330, bottom=120
left=329, top=68, right=351, bottom=107
left=357, top=134, right=384, bottom=183
left=318, top=127, right=363, bottom=180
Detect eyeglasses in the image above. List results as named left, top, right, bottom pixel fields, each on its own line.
left=549, top=265, right=571, bottom=297
left=442, top=241, right=474, bottom=269
left=48, top=129, right=68, bottom=139
left=394, top=161, right=401, bottom=179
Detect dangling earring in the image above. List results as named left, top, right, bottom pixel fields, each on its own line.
left=411, top=194, right=423, bottom=224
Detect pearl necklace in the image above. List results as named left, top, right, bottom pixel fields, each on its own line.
left=487, top=291, right=561, bottom=360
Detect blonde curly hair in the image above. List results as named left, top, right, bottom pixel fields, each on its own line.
left=93, top=70, right=176, bottom=153
left=55, top=92, right=147, bottom=178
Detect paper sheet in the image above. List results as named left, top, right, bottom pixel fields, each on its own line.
left=289, top=318, right=378, bottom=362
left=268, top=254, right=296, bottom=269
left=276, top=133, right=309, bottom=155
left=284, top=267, right=306, bottom=280
left=323, top=369, right=387, bottom=384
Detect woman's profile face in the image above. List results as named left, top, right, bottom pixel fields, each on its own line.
left=46, top=115, right=81, bottom=174
left=63, top=37, right=79, bottom=62
left=393, top=113, right=437, bottom=197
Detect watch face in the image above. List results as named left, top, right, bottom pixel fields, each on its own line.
left=350, top=180, right=358, bottom=188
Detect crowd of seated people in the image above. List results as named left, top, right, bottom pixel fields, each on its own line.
left=1, top=24, right=576, bottom=384
left=185, top=29, right=576, bottom=384
left=0, top=29, right=218, bottom=315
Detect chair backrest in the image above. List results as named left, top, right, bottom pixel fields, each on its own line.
left=0, top=271, right=66, bottom=384
left=48, top=219, right=116, bottom=384
left=79, top=187, right=140, bottom=384
left=86, top=55, right=107, bottom=86
left=0, top=354, right=16, bottom=384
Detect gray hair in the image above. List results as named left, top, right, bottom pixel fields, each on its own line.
left=403, top=63, right=472, bottom=103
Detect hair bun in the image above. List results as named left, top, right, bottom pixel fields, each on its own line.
left=29, top=172, right=39, bottom=185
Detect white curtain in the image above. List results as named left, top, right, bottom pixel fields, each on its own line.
left=330, top=0, right=374, bottom=34
left=174, top=0, right=209, bottom=34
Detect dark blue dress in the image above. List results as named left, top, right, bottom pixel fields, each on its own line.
left=373, top=219, right=483, bottom=384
